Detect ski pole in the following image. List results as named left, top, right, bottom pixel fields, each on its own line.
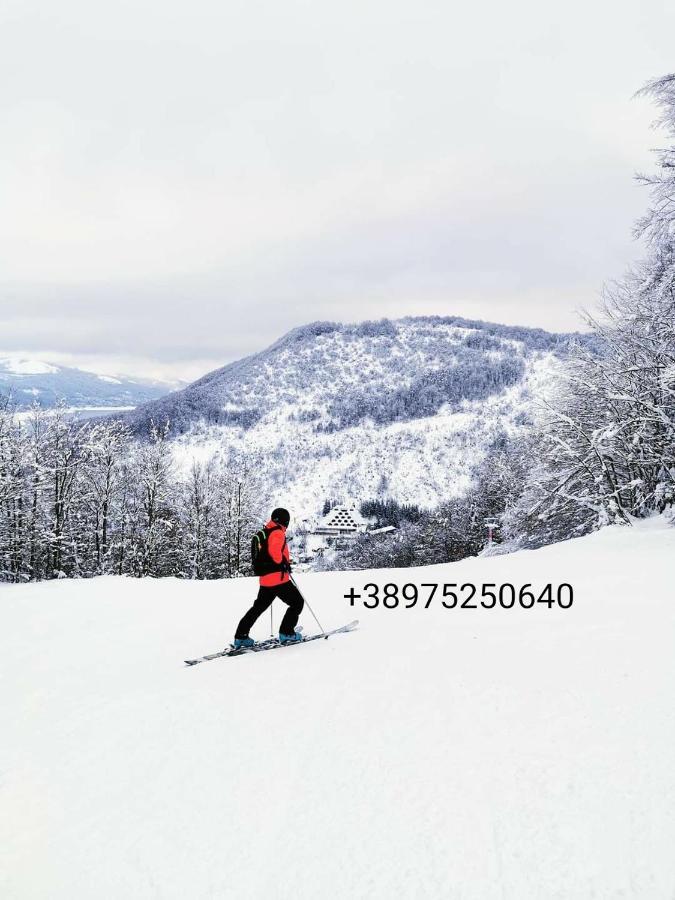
left=291, top=575, right=327, bottom=636
left=270, top=602, right=274, bottom=638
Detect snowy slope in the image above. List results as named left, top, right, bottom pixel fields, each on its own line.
left=171, top=355, right=553, bottom=516
left=125, top=316, right=591, bottom=517
left=2, top=518, right=674, bottom=898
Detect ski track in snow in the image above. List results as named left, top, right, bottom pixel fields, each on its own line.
left=1, top=519, right=675, bottom=899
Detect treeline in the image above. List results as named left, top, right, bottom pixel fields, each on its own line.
left=284, top=316, right=590, bottom=353
left=322, top=353, right=526, bottom=430
left=359, top=499, right=423, bottom=527
left=0, top=406, right=261, bottom=582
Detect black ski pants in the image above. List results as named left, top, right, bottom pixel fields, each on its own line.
left=235, top=579, right=304, bottom=639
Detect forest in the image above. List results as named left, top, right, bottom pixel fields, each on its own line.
left=0, top=412, right=259, bottom=581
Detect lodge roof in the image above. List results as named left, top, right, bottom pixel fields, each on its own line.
left=319, top=504, right=367, bottom=532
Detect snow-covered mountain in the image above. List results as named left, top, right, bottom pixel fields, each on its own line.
left=123, top=316, right=593, bottom=517
left=2, top=516, right=673, bottom=898
left=0, top=357, right=176, bottom=411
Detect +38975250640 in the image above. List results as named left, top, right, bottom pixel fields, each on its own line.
left=343, top=582, right=574, bottom=610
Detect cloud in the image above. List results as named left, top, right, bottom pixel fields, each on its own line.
left=0, top=0, right=672, bottom=379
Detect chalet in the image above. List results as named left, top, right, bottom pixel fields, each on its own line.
left=314, top=504, right=368, bottom=537
left=302, top=503, right=368, bottom=557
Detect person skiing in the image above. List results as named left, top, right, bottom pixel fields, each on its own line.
left=233, top=507, right=304, bottom=649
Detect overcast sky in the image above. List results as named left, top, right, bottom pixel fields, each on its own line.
left=1, top=0, right=674, bottom=382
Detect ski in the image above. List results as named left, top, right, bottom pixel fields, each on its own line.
left=184, top=620, right=359, bottom=666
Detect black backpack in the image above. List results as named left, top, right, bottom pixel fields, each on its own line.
left=251, top=525, right=285, bottom=576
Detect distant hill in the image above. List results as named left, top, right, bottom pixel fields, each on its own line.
left=120, top=315, right=595, bottom=517
left=0, top=358, right=176, bottom=411
left=124, top=316, right=593, bottom=435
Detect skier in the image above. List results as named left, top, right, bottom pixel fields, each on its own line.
left=233, top=507, right=304, bottom=649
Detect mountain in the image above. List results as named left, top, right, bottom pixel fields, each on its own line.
left=0, top=357, right=176, bottom=412
left=122, top=315, right=595, bottom=517
left=2, top=517, right=674, bottom=897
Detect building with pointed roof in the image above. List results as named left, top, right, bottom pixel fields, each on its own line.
left=315, top=503, right=368, bottom=536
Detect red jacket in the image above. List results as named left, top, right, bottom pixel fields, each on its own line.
left=260, top=520, right=290, bottom=587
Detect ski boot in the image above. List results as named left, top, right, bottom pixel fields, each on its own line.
left=233, top=636, right=255, bottom=650
left=279, top=631, right=302, bottom=644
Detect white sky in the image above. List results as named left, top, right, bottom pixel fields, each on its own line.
left=1, top=0, right=674, bottom=381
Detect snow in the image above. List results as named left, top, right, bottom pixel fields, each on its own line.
left=167, top=323, right=560, bottom=519
left=96, top=374, right=123, bottom=384
left=2, top=518, right=674, bottom=899
left=171, top=361, right=549, bottom=518
left=0, top=357, right=59, bottom=375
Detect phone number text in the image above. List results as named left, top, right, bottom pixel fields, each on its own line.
left=344, top=582, right=573, bottom=610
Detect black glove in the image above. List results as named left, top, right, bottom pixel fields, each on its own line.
left=281, top=559, right=292, bottom=575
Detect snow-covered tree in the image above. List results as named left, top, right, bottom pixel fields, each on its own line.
left=178, top=457, right=221, bottom=579
left=508, top=74, right=675, bottom=544
left=42, top=404, right=85, bottom=577
left=80, top=420, right=132, bottom=574
left=131, top=421, right=177, bottom=577
left=0, top=399, right=27, bottom=580
left=218, top=455, right=260, bottom=578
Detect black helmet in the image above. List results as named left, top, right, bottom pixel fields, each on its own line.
left=271, top=507, right=290, bottom=527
